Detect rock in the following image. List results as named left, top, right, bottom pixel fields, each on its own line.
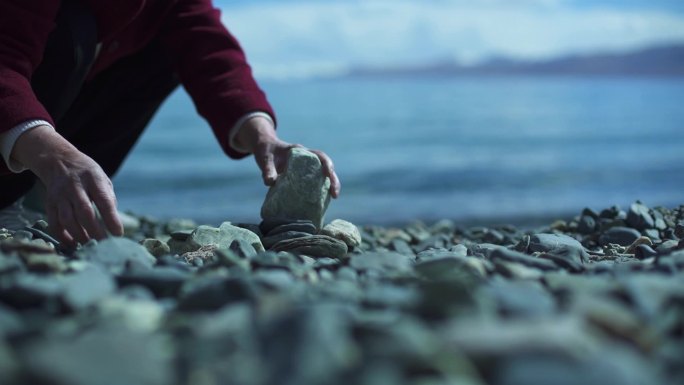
left=626, top=202, right=655, bottom=230
left=321, top=219, right=362, bottom=249
left=229, top=239, right=258, bottom=259
left=262, top=231, right=312, bottom=249
left=676, top=223, right=684, bottom=239
left=266, top=221, right=317, bottom=236
left=577, top=215, right=596, bottom=234
left=61, top=266, right=116, bottom=311
left=20, top=327, right=173, bottom=385
left=489, top=248, right=558, bottom=271
left=164, top=218, right=197, bottom=234
left=178, top=277, right=256, bottom=312
left=414, top=256, right=486, bottom=280
left=76, top=237, right=156, bottom=272
left=0, top=274, right=63, bottom=309
left=349, top=252, right=413, bottom=274
left=169, top=222, right=264, bottom=255
left=625, top=236, right=653, bottom=254
left=118, top=211, right=141, bottom=235
left=0, top=304, right=22, bottom=337
left=261, top=148, right=331, bottom=229
left=528, top=233, right=588, bottom=264
left=599, top=227, right=641, bottom=246
left=140, top=238, right=170, bottom=258
left=260, top=218, right=316, bottom=235
left=483, top=279, right=556, bottom=318
left=634, top=244, right=657, bottom=260
left=271, top=235, right=348, bottom=259
left=117, top=267, right=190, bottom=298
left=21, top=253, right=66, bottom=273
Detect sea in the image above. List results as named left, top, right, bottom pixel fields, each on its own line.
left=113, top=76, right=684, bottom=226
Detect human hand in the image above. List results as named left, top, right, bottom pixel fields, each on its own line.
left=233, top=117, right=341, bottom=198
left=12, top=126, right=124, bottom=246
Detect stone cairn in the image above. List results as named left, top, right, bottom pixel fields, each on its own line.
left=0, top=149, right=683, bottom=384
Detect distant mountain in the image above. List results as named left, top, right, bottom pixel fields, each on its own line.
left=347, top=44, right=684, bottom=77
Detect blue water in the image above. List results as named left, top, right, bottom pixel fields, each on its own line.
left=113, top=76, right=684, bottom=225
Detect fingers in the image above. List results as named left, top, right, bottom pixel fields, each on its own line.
left=73, top=189, right=107, bottom=240
left=256, top=150, right=278, bottom=186
left=87, top=177, right=123, bottom=237
left=311, top=149, right=341, bottom=198
left=57, top=200, right=89, bottom=245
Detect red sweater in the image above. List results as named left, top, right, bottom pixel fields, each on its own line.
left=0, top=0, right=275, bottom=174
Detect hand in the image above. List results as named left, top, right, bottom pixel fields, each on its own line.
left=234, top=117, right=341, bottom=198
left=12, top=126, right=124, bottom=246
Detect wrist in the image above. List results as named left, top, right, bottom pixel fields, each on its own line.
left=12, top=126, right=78, bottom=181
left=233, top=116, right=277, bottom=153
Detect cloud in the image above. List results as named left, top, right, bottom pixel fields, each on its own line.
left=219, top=0, right=684, bottom=79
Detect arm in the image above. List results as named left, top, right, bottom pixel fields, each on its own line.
left=159, top=0, right=340, bottom=196
left=0, top=1, right=122, bottom=244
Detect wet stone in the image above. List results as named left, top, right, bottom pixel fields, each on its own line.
left=266, top=221, right=317, bottom=237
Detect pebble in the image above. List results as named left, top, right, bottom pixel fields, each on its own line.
left=599, top=227, right=642, bottom=246
left=321, top=219, right=362, bottom=248
left=0, top=200, right=682, bottom=385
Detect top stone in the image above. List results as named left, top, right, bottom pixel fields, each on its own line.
left=261, top=148, right=331, bottom=230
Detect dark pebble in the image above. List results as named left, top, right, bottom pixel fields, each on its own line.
left=634, top=245, right=657, bottom=260
left=599, top=227, right=641, bottom=246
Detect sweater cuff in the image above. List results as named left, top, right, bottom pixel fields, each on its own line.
left=0, top=120, right=54, bottom=173
left=228, top=111, right=276, bottom=155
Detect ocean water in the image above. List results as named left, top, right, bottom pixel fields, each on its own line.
left=113, top=76, right=684, bottom=225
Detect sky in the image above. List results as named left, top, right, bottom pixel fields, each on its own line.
left=215, top=0, right=684, bottom=79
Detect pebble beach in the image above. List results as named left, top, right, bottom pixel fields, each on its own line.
left=1, top=150, right=683, bottom=385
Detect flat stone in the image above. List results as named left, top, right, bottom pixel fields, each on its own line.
left=164, top=218, right=197, bottom=234
left=267, top=221, right=317, bottom=236
left=140, top=239, right=170, bottom=258
left=169, top=222, right=264, bottom=255
left=321, top=219, right=362, bottom=249
left=528, top=233, right=588, bottom=264
left=271, top=235, right=348, bottom=259
left=626, top=202, right=655, bottom=230
left=489, top=248, right=558, bottom=271
left=262, top=231, right=312, bottom=249
left=76, top=237, right=156, bottom=272
left=599, top=227, right=641, bottom=247
left=229, top=239, right=258, bottom=259
left=260, top=218, right=316, bottom=235
left=261, top=148, right=331, bottom=230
